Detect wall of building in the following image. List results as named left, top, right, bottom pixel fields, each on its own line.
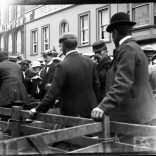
left=25, top=4, right=120, bottom=61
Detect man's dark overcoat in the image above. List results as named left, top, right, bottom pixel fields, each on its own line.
left=36, top=52, right=100, bottom=118
left=98, top=38, right=156, bottom=124
left=0, top=60, right=28, bottom=107
left=39, top=61, right=56, bottom=99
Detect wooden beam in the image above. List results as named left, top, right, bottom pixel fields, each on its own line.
left=21, top=110, right=94, bottom=126
left=0, top=107, right=12, bottom=116
left=20, top=125, right=50, bottom=136
left=1, top=122, right=102, bottom=153
left=6, top=0, right=155, bottom=5
left=111, top=121, right=156, bottom=136
left=65, top=136, right=100, bottom=147
left=70, top=142, right=156, bottom=153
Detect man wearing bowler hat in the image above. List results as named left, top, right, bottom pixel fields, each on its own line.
left=92, top=40, right=111, bottom=102
left=91, top=12, right=156, bottom=124
left=29, top=32, right=100, bottom=118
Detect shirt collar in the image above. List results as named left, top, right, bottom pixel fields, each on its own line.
left=66, top=50, right=77, bottom=56
left=119, top=35, right=132, bottom=45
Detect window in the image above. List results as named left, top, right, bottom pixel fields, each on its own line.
left=0, top=36, right=4, bottom=50
left=78, top=12, right=90, bottom=46
left=131, top=3, right=150, bottom=27
left=154, top=3, right=156, bottom=24
left=31, top=29, right=38, bottom=55
left=97, top=6, right=110, bottom=42
left=16, top=31, right=21, bottom=54
left=8, top=34, right=12, bottom=54
left=60, top=20, right=69, bottom=35
left=8, top=6, right=12, bottom=22
left=42, top=25, right=50, bottom=52
left=1, top=8, right=5, bottom=25
left=16, top=5, right=21, bottom=18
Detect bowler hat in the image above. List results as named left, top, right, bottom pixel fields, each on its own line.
left=106, top=12, right=136, bottom=32
left=92, top=40, right=107, bottom=53
left=59, top=32, right=77, bottom=43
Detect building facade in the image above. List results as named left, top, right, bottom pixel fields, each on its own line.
left=0, top=3, right=156, bottom=61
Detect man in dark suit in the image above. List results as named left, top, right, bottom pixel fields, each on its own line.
left=92, top=40, right=112, bottom=102
left=29, top=32, right=100, bottom=118
left=91, top=12, right=156, bottom=124
left=0, top=51, right=28, bottom=107
left=21, top=59, right=35, bottom=95
left=39, top=50, right=57, bottom=99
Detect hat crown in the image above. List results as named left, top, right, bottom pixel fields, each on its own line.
left=110, top=12, right=130, bottom=24
left=92, top=41, right=107, bottom=53
left=32, top=61, right=41, bottom=68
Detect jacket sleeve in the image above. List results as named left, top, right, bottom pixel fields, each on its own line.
left=36, top=64, right=66, bottom=113
left=98, top=45, right=135, bottom=114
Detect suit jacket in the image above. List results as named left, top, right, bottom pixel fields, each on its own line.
left=0, top=60, right=28, bottom=107
left=22, top=69, right=36, bottom=95
left=39, top=61, right=56, bottom=98
left=96, top=56, right=112, bottom=101
left=36, top=52, right=100, bottom=118
left=98, top=38, right=156, bottom=124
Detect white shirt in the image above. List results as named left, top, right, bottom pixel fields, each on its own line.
left=46, top=60, right=53, bottom=73
left=119, top=35, right=132, bottom=46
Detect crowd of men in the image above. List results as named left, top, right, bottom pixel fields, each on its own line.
left=1, top=12, right=156, bottom=128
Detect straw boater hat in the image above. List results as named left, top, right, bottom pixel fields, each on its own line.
left=106, top=12, right=136, bottom=33
left=31, top=61, right=41, bottom=68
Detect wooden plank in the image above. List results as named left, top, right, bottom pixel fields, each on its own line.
left=21, top=110, right=94, bottom=126
left=2, top=122, right=102, bottom=153
left=27, top=121, right=62, bottom=130
left=70, top=142, right=156, bottom=153
left=111, top=121, right=156, bottom=136
left=26, top=135, right=53, bottom=154
left=7, top=0, right=153, bottom=5
left=20, top=125, right=50, bottom=135
left=11, top=106, right=23, bottom=138
left=65, top=136, right=100, bottom=147
left=0, top=107, right=12, bottom=116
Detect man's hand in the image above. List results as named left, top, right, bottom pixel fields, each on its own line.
left=28, top=108, right=37, bottom=120
left=91, top=107, right=104, bottom=121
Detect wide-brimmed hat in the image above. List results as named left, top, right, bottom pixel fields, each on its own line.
left=92, top=40, right=107, bottom=53
left=106, top=12, right=136, bottom=33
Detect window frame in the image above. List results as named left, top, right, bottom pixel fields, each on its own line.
left=78, top=11, right=90, bottom=47
left=96, top=5, right=111, bottom=42
left=59, top=19, right=69, bottom=35
left=31, top=28, right=38, bottom=55
left=41, top=24, right=50, bottom=53
left=130, top=3, right=151, bottom=28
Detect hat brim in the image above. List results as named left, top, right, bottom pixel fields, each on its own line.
left=106, top=21, right=136, bottom=32
left=93, top=47, right=107, bottom=53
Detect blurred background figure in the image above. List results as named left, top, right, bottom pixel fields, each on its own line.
left=31, top=61, right=42, bottom=99
left=0, top=51, right=28, bottom=108
left=92, top=40, right=112, bottom=101
left=142, top=45, right=156, bottom=95
left=39, top=49, right=57, bottom=99
left=21, top=59, right=35, bottom=96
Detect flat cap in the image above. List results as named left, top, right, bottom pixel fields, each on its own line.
left=21, top=59, right=31, bottom=65
left=59, top=32, right=77, bottom=43
left=92, top=40, right=107, bottom=53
